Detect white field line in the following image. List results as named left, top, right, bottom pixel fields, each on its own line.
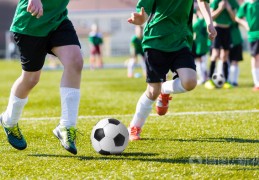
left=21, top=109, right=259, bottom=121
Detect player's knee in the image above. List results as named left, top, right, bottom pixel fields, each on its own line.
left=65, top=54, right=84, bottom=72
left=24, top=75, right=40, bottom=88
left=146, top=89, right=160, bottom=101
left=73, top=55, right=84, bottom=72
left=182, top=78, right=197, bottom=91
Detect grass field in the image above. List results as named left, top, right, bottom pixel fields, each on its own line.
left=0, top=55, right=259, bottom=179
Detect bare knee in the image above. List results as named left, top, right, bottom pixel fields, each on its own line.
left=181, top=78, right=197, bottom=91
left=146, top=83, right=161, bottom=101
left=65, top=53, right=84, bottom=72
left=21, top=72, right=40, bottom=89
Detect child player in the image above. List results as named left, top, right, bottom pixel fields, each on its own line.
left=228, top=22, right=243, bottom=86
left=235, top=0, right=259, bottom=91
left=0, top=0, right=83, bottom=155
left=205, top=0, right=239, bottom=89
left=88, top=24, right=104, bottom=69
left=127, top=0, right=217, bottom=141
left=127, top=25, right=146, bottom=78
left=193, top=8, right=210, bottom=85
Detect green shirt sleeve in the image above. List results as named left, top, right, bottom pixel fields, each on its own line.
left=236, top=3, right=246, bottom=18
left=136, top=0, right=155, bottom=16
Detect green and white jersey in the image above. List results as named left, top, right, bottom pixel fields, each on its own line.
left=10, top=0, right=69, bottom=37
left=136, top=0, right=210, bottom=52
left=236, top=0, right=259, bottom=42
left=210, top=0, right=239, bottom=26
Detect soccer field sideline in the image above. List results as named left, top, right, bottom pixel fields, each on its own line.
left=20, top=109, right=259, bottom=121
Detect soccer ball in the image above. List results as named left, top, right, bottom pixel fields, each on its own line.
left=212, top=73, right=225, bottom=88
left=91, top=118, right=129, bottom=155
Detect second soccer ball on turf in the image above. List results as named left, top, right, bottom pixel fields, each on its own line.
left=91, top=118, right=129, bottom=155
left=212, top=73, right=225, bottom=88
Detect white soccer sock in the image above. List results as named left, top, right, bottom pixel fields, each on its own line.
left=217, top=60, right=224, bottom=74
left=252, top=68, right=259, bottom=87
left=3, top=92, right=28, bottom=127
left=130, top=93, right=154, bottom=128
left=229, top=65, right=235, bottom=83
left=201, top=54, right=208, bottom=81
left=60, top=87, right=80, bottom=128
left=196, top=61, right=203, bottom=83
left=229, top=65, right=239, bottom=84
left=162, top=78, right=187, bottom=94
left=127, top=58, right=135, bottom=77
left=139, top=57, right=146, bottom=75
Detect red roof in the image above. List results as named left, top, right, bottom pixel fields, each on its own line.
left=68, top=0, right=136, bottom=11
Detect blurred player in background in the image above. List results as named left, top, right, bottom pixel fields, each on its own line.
left=0, top=0, right=83, bottom=155
left=193, top=8, right=210, bottom=85
left=127, top=25, right=146, bottom=78
left=205, top=0, right=239, bottom=89
left=228, top=22, right=243, bottom=87
left=127, top=0, right=217, bottom=141
left=88, top=24, right=103, bottom=69
left=235, top=0, right=259, bottom=91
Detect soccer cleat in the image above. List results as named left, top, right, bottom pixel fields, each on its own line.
left=231, top=82, right=238, bottom=87
left=223, top=82, right=232, bottom=89
left=204, top=80, right=216, bottom=89
left=53, top=126, right=77, bottom=155
left=156, top=93, right=172, bottom=116
left=253, top=86, right=259, bottom=92
left=128, top=126, right=141, bottom=141
left=0, top=114, right=27, bottom=150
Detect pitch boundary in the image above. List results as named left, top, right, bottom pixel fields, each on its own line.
left=21, top=109, right=259, bottom=121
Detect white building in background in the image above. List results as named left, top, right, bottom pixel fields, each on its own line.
left=68, top=0, right=137, bottom=57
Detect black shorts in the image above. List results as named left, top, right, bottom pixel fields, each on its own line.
left=229, top=44, right=243, bottom=62
left=145, top=47, right=196, bottom=83
left=250, top=40, right=259, bottom=56
left=13, top=19, right=81, bottom=72
left=211, top=26, right=231, bottom=50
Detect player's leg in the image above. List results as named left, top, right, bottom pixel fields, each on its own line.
left=128, top=48, right=168, bottom=140
left=49, top=19, right=83, bottom=154
left=139, top=55, right=147, bottom=77
left=251, top=54, right=259, bottom=91
left=157, top=48, right=196, bottom=115
left=89, top=46, right=96, bottom=70
left=127, top=57, right=137, bottom=78
left=205, top=48, right=219, bottom=89
left=195, top=56, right=204, bottom=85
left=96, top=46, right=103, bottom=68
left=1, top=33, right=47, bottom=150
left=229, top=60, right=238, bottom=86
left=52, top=45, right=83, bottom=155
left=129, top=83, right=161, bottom=141
left=249, top=40, right=259, bottom=91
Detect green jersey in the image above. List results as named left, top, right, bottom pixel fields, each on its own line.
left=210, top=0, right=239, bottom=26
left=230, top=23, right=243, bottom=46
left=10, top=0, right=69, bottom=37
left=136, top=0, right=210, bottom=52
left=193, top=18, right=209, bottom=55
left=88, top=32, right=103, bottom=46
left=236, top=0, right=259, bottom=42
left=130, top=35, right=143, bottom=55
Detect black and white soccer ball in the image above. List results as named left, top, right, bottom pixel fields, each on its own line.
left=212, top=73, right=225, bottom=88
left=91, top=118, right=129, bottom=155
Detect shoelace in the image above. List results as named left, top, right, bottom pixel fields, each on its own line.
left=67, top=128, right=77, bottom=142
left=8, top=125, right=22, bottom=139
